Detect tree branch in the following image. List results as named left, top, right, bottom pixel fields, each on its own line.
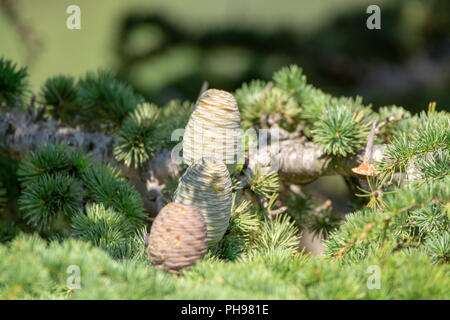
left=0, top=108, right=180, bottom=215
left=0, top=108, right=388, bottom=214
left=248, top=130, right=386, bottom=185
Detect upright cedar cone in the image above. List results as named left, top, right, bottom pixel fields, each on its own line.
left=147, top=202, right=208, bottom=273
left=183, top=89, right=242, bottom=170
left=173, top=157, right=232, bottom=247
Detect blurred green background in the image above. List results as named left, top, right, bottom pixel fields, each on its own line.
left=1, top=0, right=449, bottom=111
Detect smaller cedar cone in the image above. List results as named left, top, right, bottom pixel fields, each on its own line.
left=173, top=157, right=232, bottom=247
left=147, top=202, right=208, bottom=273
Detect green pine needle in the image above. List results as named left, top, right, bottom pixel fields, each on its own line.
left=81, top=164, right=145, bottom=229
left=312, top=105, right=370, bottom=157
left=377, top=110, right=449, bottom=180
left=114, top=102, right=161, bottom=168
left=307, top=207, right=341, bottom=240
left=325, top=175, right=450, bottom=264
left=0, top=57, right=28, bottom=107
left=253, top=214, right=300, bottom=256
left=211, top=200, right=261, bottom=260
left=77, top=70, right=143, bottom=129
left=17, top=143, right=92, bottom=184
left=273, top=64, right=308, bottom=101
left=424, top=231, right=449, bottom=264
left=18, top=173, right=83, bottom=231
left=71, top=203, right=135, bottom=256
left=247, top=167, right=280, bottom=205
left=39, top=75, right=79, bottom=123
left=235, top=79, right=267, bottom=130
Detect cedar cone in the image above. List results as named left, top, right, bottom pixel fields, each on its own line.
left=183, top=89, right=242, bottom=170
left=147, top=202, right=208, bottom=273
left=173, top=157, right=232, bottom=247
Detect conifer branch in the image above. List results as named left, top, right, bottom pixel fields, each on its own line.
left=0, top=107, right=178, bottom=215
left=0, top=106, right=391, bottom=213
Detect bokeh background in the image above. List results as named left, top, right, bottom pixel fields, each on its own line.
left=1, top=0, right=449, bottom=253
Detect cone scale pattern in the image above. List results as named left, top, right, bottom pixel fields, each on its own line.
left=173, top=157, right=232, bottom=247
left=183, top=89, right=242, bottom=170
left=147, top=202, right=208, bottom=273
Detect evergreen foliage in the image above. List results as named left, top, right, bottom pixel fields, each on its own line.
left=35, top=69, right=144, bottom=130
left=211, top=200, right=260, bottom=261
left=77, top=70, right=143, bottom=130
left=17, top=143, right=92, bottom=183
left=246, top=167, right=280, bottom=207
left=0, top=57, right=28, bottom=107
left=16, top=143, right=145, bottom=241
left=157, top=99, right=194, bottom=145
left=0, top=157, right=21, bottom=243
left=234, top=79, right=267, bottom=130
left=18, top=173, right=82, bottom=231
left=324, top=175, right=450, bottom=264
left=235, top=80, right=300, bottom=131
left=0, top=56, right=448, bottom=299
left=253, top=214, right=300, bottom=256
left=235, top=64, right=374, bottom=155
left=211, top=197, right=300, bottom=261
left=283, top=190, right=316, bottom=229
left=272, top=65, right=308, bottom=101
left=114, top=99, right=193, bottom=168
left=0, top=234, right=448, bottom=299
left=81, top=164, right=145, bottom=229
left=376, top=107, right=449, bottom=181
left=114, top=103, right=161, bottom=168
left=307, top=205, right=341, bottom=240
left=283, top=190, right=340, bottom=239
left=312, top=105, right=370, bottom=157
left=71, top=203, right=142, bottom=258
left=39, top=75, right=80, bottom=124
left=375, top=104, right=411, bottom=142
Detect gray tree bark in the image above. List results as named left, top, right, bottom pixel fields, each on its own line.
left=0, top=107, right=387, bottom=216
